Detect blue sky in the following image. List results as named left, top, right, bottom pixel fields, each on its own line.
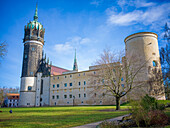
left=0, top=0, right=169, bottom=88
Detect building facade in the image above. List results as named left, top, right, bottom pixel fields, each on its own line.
left=4, top=93, right=20, bottom=107
left=19, top=6, right=165, bottom=107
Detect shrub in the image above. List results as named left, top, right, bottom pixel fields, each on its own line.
left=129, top=94, right=167, bottom=127
left=148, top=110, right=168, bottom=126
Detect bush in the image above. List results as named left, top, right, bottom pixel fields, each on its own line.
left=148, top=110, right=169, bottom=126
left=129, top=94, right=167, bottom=127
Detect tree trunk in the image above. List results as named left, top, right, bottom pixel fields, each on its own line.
left=116, top=97, right=120, bottom=110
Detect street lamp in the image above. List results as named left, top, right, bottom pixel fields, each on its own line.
left=73, top=96, right=75, bottom=106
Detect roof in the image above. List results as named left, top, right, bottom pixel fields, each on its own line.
left=124, top=32, right=158, bottom=43
left=51, top=65, right=70, bottom=75
left=7, top=93, right=19, bottom=100
left=7, top=93, right=19, bottom=96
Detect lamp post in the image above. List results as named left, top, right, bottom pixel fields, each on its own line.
left=73, top=96, right=75, bottom=106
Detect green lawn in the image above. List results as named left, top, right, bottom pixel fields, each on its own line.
left=0, top=106, right=129, bottom=128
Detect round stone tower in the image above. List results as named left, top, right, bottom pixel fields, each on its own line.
left=19, top=5, right=45, bottom=107
left=124, top=32, right=165, bottom=100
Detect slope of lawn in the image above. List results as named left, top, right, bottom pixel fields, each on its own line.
left=0, top=106, right=129, bottom=128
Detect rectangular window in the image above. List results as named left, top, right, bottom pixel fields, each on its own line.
left=57, top=76, right=59, bottom=79
left=69, top=94, right=72, bottom=98
left=53, top=84, right=55, bottom=88
left=79, top=74, right=80, bottom=76
left=121, top=84, right=124, bottom=87
left=121, top=77, right=123, bottom=81
left=84, top=93, right=86, bottom=97
left=64, top=89, right=67, bottom=92
left=70, top=75, right=72, bottom=78
left=28, top=86, right=32, bottom=91
left=52, top=95, right=55, bottom=99
left=41, top=80, right=43, bottom=94
left=79, top=82, right=81, bottom=86
left=64, top=95, right=67, bottom=98
left=83, top=73, right=85, bottom=76
left=27, top=103, right=30, bottom=105
left=94, top=71, right=96, bottom=74
left=56, top=95, right=59, bottom=99
left=64, top=83, right=67, bottom=87
left=70, top=83, right=72, bottom=86
left=79, top=94, right=81, bottom=98
left=84, top=81, right=86, bottom=85
left=65, top=76, right=67, bottom=78
left=57, top=84, right=59, bottom=88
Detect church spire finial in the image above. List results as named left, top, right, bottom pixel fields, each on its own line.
left=73, top=49, right=78, bottom=71
left=34, top=3, right=38, bottom=21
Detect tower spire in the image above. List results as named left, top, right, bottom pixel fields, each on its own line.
left=73, top=49, right=78, bottom=71
left=34, top=3, right=38, bottom=21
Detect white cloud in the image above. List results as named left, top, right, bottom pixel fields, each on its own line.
left=90, top=0, right=103, bottom=6
left=107, top=3, right=170, bottom=26
left=54, top=36, right=93, bottom=53
left=54, top=42, right=73, bottom=53
left=117, top=0, right=155, bottom=9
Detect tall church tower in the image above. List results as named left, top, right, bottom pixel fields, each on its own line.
left=73, top=49, right=78, bottom=71
left=19, top=4, right=45, bottom=107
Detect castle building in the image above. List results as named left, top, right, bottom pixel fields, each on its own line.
left=19, top=6, right=165, bottom=107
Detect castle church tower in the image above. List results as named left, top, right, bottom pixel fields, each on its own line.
left=73, top=49, right=78, bottom=71
left=19, top=4, right=45, bottom=107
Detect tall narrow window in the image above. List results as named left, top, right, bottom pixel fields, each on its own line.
left=153, top=61, right=157, bottom=67
left=64, top=83, right=67, bottom=87
left=79, top=82, right=81, bottom=86
left=64, top=95, right=67, bottom=98
left=79, top=94, right=81, bottom=98
left=56, top=95, right=59, bottom=99
left=53, top=84, right=55, bottom=88
left=84, top=81, right=86, bottom=85
left=84, top=93, right=86, bottom=97
left=24, top=54, right=27, bottom=59
left=52, top=95, right=55, bottom=99
left=69, top=94, right=72, bottom=98
left=41, top=80, right=43, bottom=94
left=57, top=84, right=59, bottom=88
left=70, top=83, right=72, bottom=86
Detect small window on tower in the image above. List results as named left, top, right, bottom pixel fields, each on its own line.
left=153, top=61, right=157, bottom=67
left=24, top=54, right=27, bottom=59
left=32, top=47, right=35, bottom=51
left=28, top=86, right=32, bottom=91
left=30, top=72, right=33, bottom=75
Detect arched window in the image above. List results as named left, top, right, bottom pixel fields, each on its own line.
left=153, top=61, right=157, bottom=67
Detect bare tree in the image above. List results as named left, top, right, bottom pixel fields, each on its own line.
left=90, top=49, right=146, bottom=110
left=0, top=87, right=7, bottom=107
left=160, top=19, right=170, bottom=99
left=0, top=41, right=7, bottom=62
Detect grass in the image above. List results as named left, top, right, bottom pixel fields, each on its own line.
left=0, top=106, right=129, bottom=128
left=121, top=100, right=170, bottom=106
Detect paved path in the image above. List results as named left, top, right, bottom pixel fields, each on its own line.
left=71, top=114, right=129, bottom=128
